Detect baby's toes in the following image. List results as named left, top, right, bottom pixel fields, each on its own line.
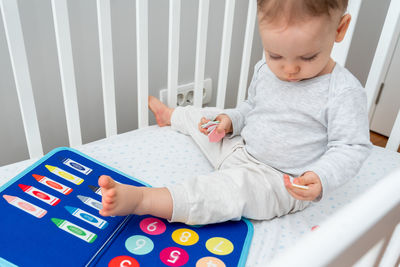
left=105, top=187, right=117, bottom=199
left=101, top=199, right=116, bottom=213
left=98, top=175, right=115, bottom=189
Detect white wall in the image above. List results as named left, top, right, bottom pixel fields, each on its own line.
left=0, top=0, right=390, bottom=166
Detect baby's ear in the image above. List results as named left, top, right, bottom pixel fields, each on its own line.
left=335, top=14, right=351, bottom=43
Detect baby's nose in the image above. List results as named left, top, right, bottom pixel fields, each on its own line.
left=284, top=64, right=300, bottom=75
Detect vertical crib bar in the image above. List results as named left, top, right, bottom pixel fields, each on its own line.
left=167, top=0, right=181, bottom=108
left=236, top=0, right=256, bottom=106
left=331, top=0, right=362, bottom=66
left=216, top=0, right=236, bottom=109
left=193, top=0, right=210, bottom=108
left=97, top=0, right=117, bottom=136
left=136, top=0, right=149, bottom=128
left=379, top=223, right=400, bottom=267
left=365, top=0, right=400, bottom=113
left=51, top=0, right=82, bottom=147
left=0, top=0, right=43, bottom=158
left=385, top=109, right=400, bottom=151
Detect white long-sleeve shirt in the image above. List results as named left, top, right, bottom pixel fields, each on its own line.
left=224, top=59, right=372, bottom=200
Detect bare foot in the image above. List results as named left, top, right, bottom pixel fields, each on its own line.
left=98, top=175, right=143, bottom=217
left=148, top=96, right=174, bottom=127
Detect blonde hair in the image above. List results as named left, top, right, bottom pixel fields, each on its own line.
left=257, top=0, right=348, bottom=23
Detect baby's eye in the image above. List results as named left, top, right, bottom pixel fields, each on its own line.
left=301, top=54, right=318, bottom=61
left=269, top=54, right=282, bottom=60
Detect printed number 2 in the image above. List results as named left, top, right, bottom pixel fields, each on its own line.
left=167, top=250, right=181, bottom=264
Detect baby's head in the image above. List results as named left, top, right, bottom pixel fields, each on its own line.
left=257, top=0, right=350, bottom=82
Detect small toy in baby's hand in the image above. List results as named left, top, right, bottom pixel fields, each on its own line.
left=201, top=120, right=226, bottom=142
left=289, top=176, right=309, bottom=190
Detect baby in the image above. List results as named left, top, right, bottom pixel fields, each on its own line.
left=98, top=0, right=372, bottom=225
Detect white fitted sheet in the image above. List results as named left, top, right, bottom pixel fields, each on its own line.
left=1, top=126, right=399, bottom=265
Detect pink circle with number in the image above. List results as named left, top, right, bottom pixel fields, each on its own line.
left=139, top=217, right=166, bottom=235
left=159, top=247, right=189, bottom=266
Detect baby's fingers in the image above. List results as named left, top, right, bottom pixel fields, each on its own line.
left=198, top=117, right=210, bottom=135
left=283, top=174, right=313, bottom=201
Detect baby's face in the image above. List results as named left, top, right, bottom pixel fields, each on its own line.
left=258, top=13, right=341, bottom=82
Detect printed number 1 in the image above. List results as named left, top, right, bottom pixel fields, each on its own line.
left=167, top=250, right=181, bottom=264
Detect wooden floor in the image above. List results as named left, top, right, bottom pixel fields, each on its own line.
left=370, top=131, right=400, bottom=152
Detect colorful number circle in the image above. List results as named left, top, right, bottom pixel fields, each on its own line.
left=125, top=235, right=154, bottom=255
left=205, top=237, right=234, bottom=255
left=196, top=256, right=226, bottom=267
left=108, top=255, right=139, bottom=267
left=171, top=228, right=199, bottom=246
left=159, top=247, right=189, bottom=266
left=139, top=217, right=166, bottom=235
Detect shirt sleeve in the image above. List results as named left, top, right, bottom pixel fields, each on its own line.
left=306, top=87, right=373, bottom=201
left=222, top=60, right=263, bottom=137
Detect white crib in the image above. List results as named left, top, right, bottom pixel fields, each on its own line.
left=0, top=0, right=399, bottom=266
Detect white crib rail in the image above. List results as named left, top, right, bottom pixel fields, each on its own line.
left=236, top=0, right=257, bottom=106
left=167, top=0, right=181, bottom=108
left=97, top=0, right=117, bottom=137
left=216, top=0, right=236, bottom=109
left=136, top=0, right=149, bottom=128
left=193, top=0, right=210, bottom=108
left=0, top=0, right=43, bottom=158
left=51, top=0, right=82, bottom=148
left=268, top=168, right=400, bottom=267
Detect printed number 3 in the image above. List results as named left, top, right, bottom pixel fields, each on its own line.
left=167, top=250, right=181, bottom=264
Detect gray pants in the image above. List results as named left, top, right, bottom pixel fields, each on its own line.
left=167, top=106, right=309, bottom=225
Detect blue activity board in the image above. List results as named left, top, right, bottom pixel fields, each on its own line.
left=0, top=147, right=253, bottom=267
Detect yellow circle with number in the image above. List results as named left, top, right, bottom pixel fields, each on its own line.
left=205, top=237, right=234, bottom=255
left=171, top=228, right=199, bottom=246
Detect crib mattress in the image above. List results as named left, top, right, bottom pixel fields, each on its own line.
left=1, top=126, right=399, bottom=266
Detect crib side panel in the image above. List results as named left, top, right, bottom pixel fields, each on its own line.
left=0, top=0, right=43, bottom=159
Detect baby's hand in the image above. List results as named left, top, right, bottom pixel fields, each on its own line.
left=283, top=171, right=322, bottom=201
left=198, top=114, right=232, bottom=136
